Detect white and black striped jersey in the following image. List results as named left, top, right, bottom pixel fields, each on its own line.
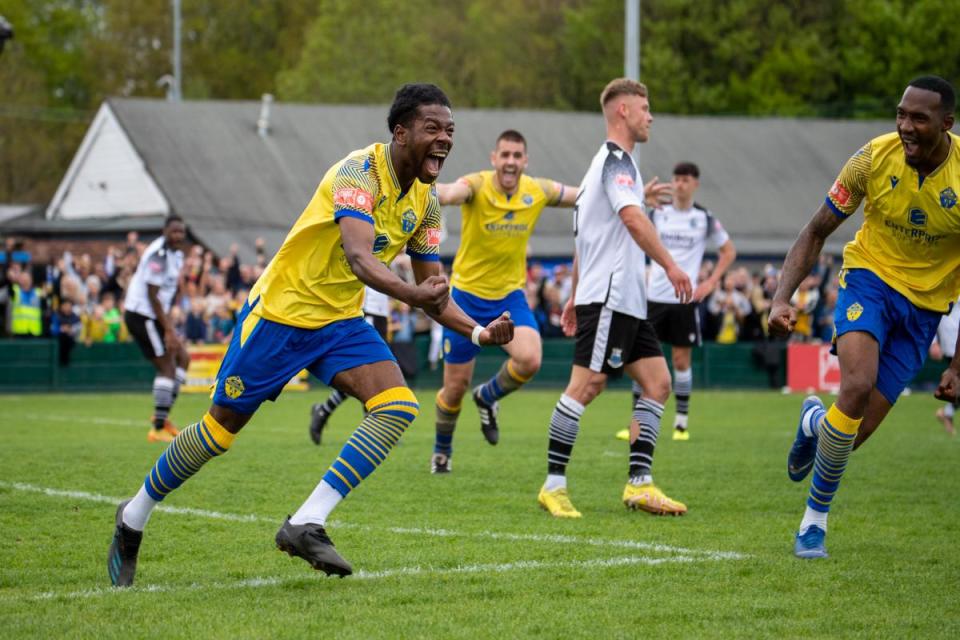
left=573, top=141, right=648, bottom=319
left=647, top=203, right=730, bottom=303
left=123, top=237, right=184, bottom=319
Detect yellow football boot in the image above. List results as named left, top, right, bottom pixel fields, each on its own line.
left=538, top=486, right=582, bottom=519
left=147, top=418, right=180, bottom=443
left=615, top=429, right=630, bottom=441
left=622, top=483, right=687, bottom=516
left=672, top=428, right=690, bottom=441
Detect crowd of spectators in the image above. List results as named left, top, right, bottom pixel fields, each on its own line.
left=1, top=232, right=841, bottom=367
left=0, top=232, right=270, bottom=363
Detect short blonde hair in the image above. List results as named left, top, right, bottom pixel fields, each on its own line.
left=600, top=78, right=648, bottom=108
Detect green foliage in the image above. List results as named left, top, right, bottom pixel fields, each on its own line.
left=1, top=389, right=959, bottom=637
left=3, top=0, right=959, bottom=204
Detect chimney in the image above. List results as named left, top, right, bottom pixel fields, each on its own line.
left=257, top=93, right=274, bottom=138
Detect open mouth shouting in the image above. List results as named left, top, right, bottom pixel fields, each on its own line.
left=423, top=147, right=448, bottom=181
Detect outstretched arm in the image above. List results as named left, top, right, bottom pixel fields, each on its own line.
left=768, top=203, right=845, bottom=337
left=555, top=183, right=582, bottom=207
left=436, top=181, right=473, bottom=206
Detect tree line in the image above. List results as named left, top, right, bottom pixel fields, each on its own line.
left=2, top=0, right=957, bottom=204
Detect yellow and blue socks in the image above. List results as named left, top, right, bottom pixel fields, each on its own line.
left=122, top=412, right=236, bottom=530
left=293, top=388, right=419, bottom=525
left=629, top=397, right=664, bottom=483
left=800, top=404, right=861, bottom=534
left=673, top=368, right=692, bottom=430
left=546, top=394, right=584, bottom=486
left=476, top=360, right=531, bottom=405
left=434, top=391, right=461, bottom=458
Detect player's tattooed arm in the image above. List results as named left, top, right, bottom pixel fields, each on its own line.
left=769, top=202, right=845, bottom=337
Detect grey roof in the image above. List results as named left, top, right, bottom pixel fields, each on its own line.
left=105, top=98, right=894, bottom=260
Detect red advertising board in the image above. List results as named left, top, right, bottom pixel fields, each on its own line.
left=786, top=343, right=841, bottom=393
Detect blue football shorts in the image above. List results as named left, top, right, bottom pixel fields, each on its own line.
left=832, top=268, right=942, bottom=405
left=442, top=287, right=536, bottom=364
left=212, top=298, right=396, bottom=414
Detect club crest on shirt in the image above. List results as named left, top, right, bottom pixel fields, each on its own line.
left=846, top=302, right=863, bottom=322
left=908, top=208, right=927, bottom=228
left=940, top=187, right=957, bottom=209
left=372, top=233, right=390, bottom=254
left=224, top=375, right=245, bottom=399
left=607, top=348, right=624, bottom=369
left=522, top=194, right=534, bottom=206
left=401, top=209, right=417, bottom=233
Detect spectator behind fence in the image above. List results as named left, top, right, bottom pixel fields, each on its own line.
left=789, top=274, right=821, bottom=342
left=51, top=298, right=81, bottom=365
left=11, top=270, right=43, bottom=338
left=708, top=273, right=751, bottom=344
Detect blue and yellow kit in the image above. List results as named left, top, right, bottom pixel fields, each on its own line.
left=826, top=131, right=960, bottom=313
left=250, top=142, right=441, bottom=329
left=213, top=142, right=442, bottom=412
left=450, top=171, right=563, bottom=300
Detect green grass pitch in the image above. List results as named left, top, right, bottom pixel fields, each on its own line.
left=1, top=388, right=958, bottom=638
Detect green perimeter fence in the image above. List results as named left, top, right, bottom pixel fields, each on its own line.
left=0, top=337, right=948, bottom=393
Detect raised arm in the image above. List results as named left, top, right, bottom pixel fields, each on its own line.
left=436, top=180, right=473, bottom=206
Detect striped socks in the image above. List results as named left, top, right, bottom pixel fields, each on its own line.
left=319, top=389, right=347, bottom=416
left=673, top=368, right=692, bottom=430
left=123, top=412, right=236, bottom=530
left=434, top=391, right=461, bottom=457
left=547, top=394, right=584, bottom=475
left=152, top=376, right=175, bottom=429
left=320, top=387, right=419, bottom=499
left=290, top=388, right=419, bottom=526
left=629, top=398, right=664, bottom=483
left=801, top=404, right=861, bottom=534
left=477, top=360, right=531, bottom=405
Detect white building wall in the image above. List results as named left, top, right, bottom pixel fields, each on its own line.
left=47, top=104, right=170, bottom=220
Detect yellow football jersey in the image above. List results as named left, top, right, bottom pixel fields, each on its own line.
left=249, top=143, right=441, bottom=328
left=827, top=131, right=960, bottom=312
left=450, top=171, right=564, bottom=299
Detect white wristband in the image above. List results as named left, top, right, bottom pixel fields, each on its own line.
left=471, top=325, right=484, bottom=346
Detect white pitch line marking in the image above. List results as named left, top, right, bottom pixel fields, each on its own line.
left=20, top=413, right=143, bottom=427
left=0, top=480, right=749, bottom=561
left=27, top=555, right=697, bottom=602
